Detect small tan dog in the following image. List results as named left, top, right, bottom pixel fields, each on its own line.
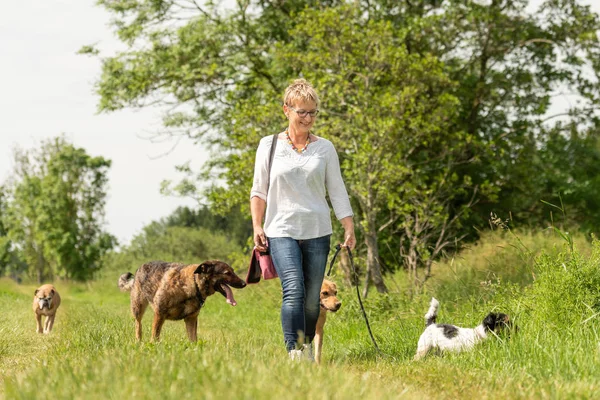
left=32, top=284, right=61, bottom=334
left=314, top=279, right=342, bottom=364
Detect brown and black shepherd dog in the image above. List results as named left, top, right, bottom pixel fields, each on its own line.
left=118, top=260, right=246, bottom=342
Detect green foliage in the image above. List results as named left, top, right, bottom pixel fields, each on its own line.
left=162, top=205, right=252, bottom=248
left=99, top=223, right=246, bottom=284
left=1, top=137, right=115, bottom=282
left=427, top=228, right=592, bottom=300
left=519, top=240, right=600, bottom=327
left=127, top=223, right=239, bottom=263
left=0, top=187, right=12, bottom=276
left=87, top=0, right=600, bottom=287
left=275, top=5, right=473, bottom=288
left=432, top=0, right=600, bottom=232
left=0, top=186, right=28, bottom=280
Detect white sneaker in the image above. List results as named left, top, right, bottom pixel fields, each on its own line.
left=288, top=344, right=315, bottom=363
left=302, top=343, right=315, bottom=362
left=289, top=349, right=303, bottom=361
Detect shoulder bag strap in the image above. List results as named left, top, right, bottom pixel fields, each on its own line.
left=267, top=133, right=278, bottom=192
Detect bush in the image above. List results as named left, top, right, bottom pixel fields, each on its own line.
left=517, top=240, right=600, bottom=328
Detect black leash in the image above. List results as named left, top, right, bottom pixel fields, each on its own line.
left=327, top=244, right=381, bottom=354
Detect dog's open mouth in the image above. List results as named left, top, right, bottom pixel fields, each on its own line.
left=218, top=283, right=237, bottom=306
left=320, top=302, right=340, bottom=312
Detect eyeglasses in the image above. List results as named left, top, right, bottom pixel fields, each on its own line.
left=288, top=106, right=319, bottom=118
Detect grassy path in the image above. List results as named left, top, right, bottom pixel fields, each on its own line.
left=1, top=275, right=599, bottom=399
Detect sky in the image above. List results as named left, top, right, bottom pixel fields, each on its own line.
left=0, top=0, right=203, bottom=246
left=0, top=0, right=598, bottom=246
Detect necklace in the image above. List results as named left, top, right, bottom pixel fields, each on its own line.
left=285, top=130, right=311, bottom=153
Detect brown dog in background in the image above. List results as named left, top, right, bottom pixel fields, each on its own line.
left=33, top=284, right=61, bottom=334
left=314, top=279, right=342, bottom=364
left=118, top=260, right=246, bottom=342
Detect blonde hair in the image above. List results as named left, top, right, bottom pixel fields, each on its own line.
left=283, top=78, right=320, bottom=107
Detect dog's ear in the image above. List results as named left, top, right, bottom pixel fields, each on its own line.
left=483, top=313, right=498, bottom=331
left=499, top=314, right=513, bottom=330
left=50, top=289, right=55, bottom=296
left=195, top=262, right=215, bottom=275
left=34, top=289, right=39, bottom=296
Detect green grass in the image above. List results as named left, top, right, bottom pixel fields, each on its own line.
left=2, top=230, right=600, bottom=399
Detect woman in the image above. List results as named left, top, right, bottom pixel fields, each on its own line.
left=250, top=79, right=356, bottom=361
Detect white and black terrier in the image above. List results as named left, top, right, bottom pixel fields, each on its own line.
left=414, top=298, right=513, bottom=360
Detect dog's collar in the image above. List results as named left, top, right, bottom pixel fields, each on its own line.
left=194, top=278, right=206, bottom=305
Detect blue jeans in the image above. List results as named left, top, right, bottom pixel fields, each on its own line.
left=268, top=235, right=331, bottom=352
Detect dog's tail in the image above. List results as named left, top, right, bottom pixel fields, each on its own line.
left=424, top=297, right=439, bottom=326
left=118, top=272, right=134, bottom=292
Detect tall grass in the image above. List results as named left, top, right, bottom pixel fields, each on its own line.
left=2, top=229, right=599, bottom=399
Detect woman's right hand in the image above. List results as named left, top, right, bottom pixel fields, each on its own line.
left=253, top=227, right=268, bottom=252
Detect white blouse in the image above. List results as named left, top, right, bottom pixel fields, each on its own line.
left=250, top=134, right=354, bottom=240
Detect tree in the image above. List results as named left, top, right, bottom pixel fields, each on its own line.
left=126, top=222, right=241, bottom=263
left=84, top=0, right=466, bottom=294
left=378, top=0, right=600, bottom=231
left=161, top=205, right=252, bottom=247
left=3, top=137, right=115, bottom=282
left=0, top=186, right=17, bottom=278
left=275, top=5, right=480, bottom=293
left=86, top=0, right=600, bottom=294
left=364, top=0, right=600, bottom=283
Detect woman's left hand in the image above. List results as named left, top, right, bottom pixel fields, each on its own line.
left=339, top=216, right=356, bottom=250
left=342, top=229, right=356, bottom=251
